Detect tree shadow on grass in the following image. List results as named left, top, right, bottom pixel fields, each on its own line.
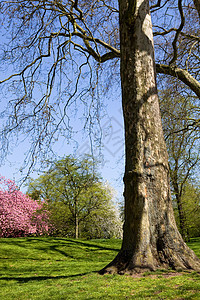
left=28, top=237, right=120, bottom=252
left=0, top=237, right=121, bottom=267
left=65, top=239, right=120, bottom=252
left=0, top=272, right=96, bottom=283
left=0, top=237, right=120, bottom=254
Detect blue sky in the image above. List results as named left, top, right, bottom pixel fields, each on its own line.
left=0, top=89, right=125, bottom=202
left=0, top=18, right=126, bottom=202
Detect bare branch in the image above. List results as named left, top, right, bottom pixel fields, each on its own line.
left=156, top=64, right=200, bottom=98
left=169, top=0, right=185, bottom=65
left=165, top=119, right=200, bottom=140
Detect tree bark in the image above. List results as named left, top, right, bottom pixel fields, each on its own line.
left=100, top=0, right=200, bottom=274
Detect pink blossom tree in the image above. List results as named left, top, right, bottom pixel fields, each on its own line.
left=0, top=175, right=49, bottom=237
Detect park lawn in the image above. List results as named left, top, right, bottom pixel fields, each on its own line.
left=0, top=237, right=199, bottom=299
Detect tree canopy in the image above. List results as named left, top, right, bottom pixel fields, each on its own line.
left=0, top=0, right=199, bottom=169
left=27, top=155, right=122, bottom=239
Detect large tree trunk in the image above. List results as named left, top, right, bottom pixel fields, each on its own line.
left=100, top=0, right=200, bottom=274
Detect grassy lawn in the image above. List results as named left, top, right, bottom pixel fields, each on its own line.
left=0, top=237, right=199, bottom=299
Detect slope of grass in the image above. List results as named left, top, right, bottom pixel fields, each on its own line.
left=0, top=237, right=199, bottom=299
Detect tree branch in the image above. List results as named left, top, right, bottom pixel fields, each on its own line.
left=156, top=64, right=200, bottom=98
left=169, top=0, right=185, bottom=65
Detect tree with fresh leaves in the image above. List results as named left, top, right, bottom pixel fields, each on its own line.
left=0, top=175, right=49, bottom=237
left=0, top=0, right=200, bottom=273
left=160, top=88, right=200, bottom=241
left=27, top=156, right=122, bottom=239
left=173, top=181, right=200, bottom=239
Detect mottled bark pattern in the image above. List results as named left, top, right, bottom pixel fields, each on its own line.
left=100, top=0, right=200, bottom=274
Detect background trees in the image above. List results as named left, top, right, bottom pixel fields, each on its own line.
left=0, top=156, right=122, bottom=239
left=0, top=175, right=49, bottom=237
left=173, top=182, right=200, bottom=239
left=160, top=87, right=200, bottom=241
left=27, top=155, right=122, bottom=239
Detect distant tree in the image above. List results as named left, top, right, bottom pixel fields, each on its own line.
left=0, top=175, right=49, bottom=237
left=79, top=182, right=123, bottom=239
left=173, top=182, right=200, bottom=239
left=27, top=155, right=122, bottom=239
left=160, top=89, right=200, bottom=241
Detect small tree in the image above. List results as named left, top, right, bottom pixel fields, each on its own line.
left=27, top=155, right=122, bottom=238
left=0, top=175, right=49, bottom=237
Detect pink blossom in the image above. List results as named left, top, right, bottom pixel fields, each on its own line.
left=0, top=175, right=49, bottom=237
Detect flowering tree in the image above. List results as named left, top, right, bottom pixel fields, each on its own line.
left=0, top=175, right=49, bottom=237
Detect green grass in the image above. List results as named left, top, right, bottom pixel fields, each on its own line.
left=0, top=237, right=200, bottom=299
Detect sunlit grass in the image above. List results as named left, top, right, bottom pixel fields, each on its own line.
left=0, top=237, right=199, bottom=299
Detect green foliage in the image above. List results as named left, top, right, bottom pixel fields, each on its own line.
left=174, top=182, right=200, bottom=238
left=0, top=237, right=200, bottom=299
left=159, top=90, right=200, bottom=240
left=27, top=155, right=122, bottom=239
left=160, top=90, right=199, bottom=183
